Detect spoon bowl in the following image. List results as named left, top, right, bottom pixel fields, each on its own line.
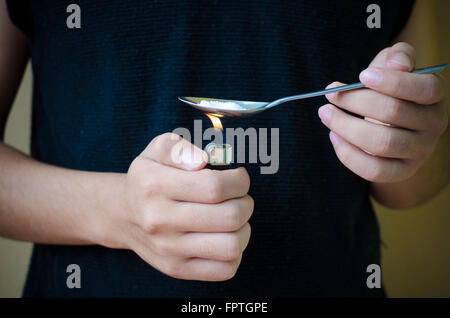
left=177, top=96, right=268, bottom=117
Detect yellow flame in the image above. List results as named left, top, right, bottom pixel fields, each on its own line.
left=206, top=113, right=223, bottom=130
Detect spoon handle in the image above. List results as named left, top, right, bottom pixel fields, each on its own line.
left=267, top=63, right=449, bottom=108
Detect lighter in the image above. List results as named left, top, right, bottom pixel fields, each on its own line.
left=204, top=113, right=232, bottom=170
left=205, top=142, right=232, bottom=170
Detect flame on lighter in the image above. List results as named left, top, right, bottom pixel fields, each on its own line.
left=205, top=113, right=232, bottom=168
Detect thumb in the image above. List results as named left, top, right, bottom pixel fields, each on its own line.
left=368, top=42, right=415, bottom=72
left=142, top=133, right=207, bottom=171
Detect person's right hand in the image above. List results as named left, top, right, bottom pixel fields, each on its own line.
left=103, top=133, right=253, bottom=281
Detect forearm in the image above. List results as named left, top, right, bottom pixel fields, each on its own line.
left=0, top=142, right=126, bottom=245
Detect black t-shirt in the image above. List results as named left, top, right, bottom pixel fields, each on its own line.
left=7, top=0, right=414, bottom=297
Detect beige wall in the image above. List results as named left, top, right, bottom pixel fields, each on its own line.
left=1, top=63, right=32, bottom=298
left=0, top=0, right=449, bottom=298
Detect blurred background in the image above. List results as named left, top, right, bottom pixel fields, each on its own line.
left=1, top=0, right=449, bottom=297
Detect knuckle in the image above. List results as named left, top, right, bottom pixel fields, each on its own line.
left=160, top=132, right=181, bottom=143
left=223, top=203, right=243, bottom=231
left=224, top=235, right=242, bottom=260
left=331, top=81, right=342, bottom=87
left=221, top=269, right=237, bottom=281
left=241, top=223, right=251, bottom=251
left=129, top=166, right=160, bottom=199
left=244, top=222, right=252, bottom=237
left=221, top=260, right=240, bottom=281
left=139, top=173, right=159, bottom=198
left=149, top=133, right=179, bottom=154
left=127, top=156, right=140, bottom=175
left=142, top=212, right=165, bottom=235
left=128, top=156, right=149, bottom=180
left=149, top=134, right=165, bottom=153
left=163, top=132, right=180, bottom=139
left=392, top=42, right=415, bottom=55
left=246, top=195, right=255, bottom=217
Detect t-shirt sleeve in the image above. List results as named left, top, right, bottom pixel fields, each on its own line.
left=6, top=0, right=32, bottom=36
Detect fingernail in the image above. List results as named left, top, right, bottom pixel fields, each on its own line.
left=180, top=146, right=206, bottom=169
left=360, top=68, right=382, bottom=86
left=318, top=105, right=332, bottom=124
left=389, top=52, right=411, bottom=69
left=329, top=131, right=340, bottom=146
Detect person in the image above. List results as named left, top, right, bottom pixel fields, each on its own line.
left=0, top=0, right=448, bottom=297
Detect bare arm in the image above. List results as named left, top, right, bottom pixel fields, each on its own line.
left=0, top=0, right=125, bottom=245
left=0, top=144, right=127, bottom=244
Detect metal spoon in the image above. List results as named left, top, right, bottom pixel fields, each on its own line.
left=178, top=63, right=449, bottom=117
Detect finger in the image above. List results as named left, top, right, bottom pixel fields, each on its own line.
left=318, top=104, right=430, bottom=159
left=170, top=195, right=254, bottom=232
left=142, top=132, right=208, bottom=171
left=369, top=42, right=415, bottom=71
left=134, top=239, right=241, bottom=281
left=180, top=256, right=242, bottom=281
left=328, top=131, right=414, bottom=183
left=141, top=163, right=250, bottom=203
left=359, top=67, right=445, bottom=105
left=385, top=42, right=415, bottom=71
left=177, top=223, right=251, bottom=261
left=325, top=81, right=434, bottom=131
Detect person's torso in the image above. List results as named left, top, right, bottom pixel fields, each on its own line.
left=7, top=0, right=413, bottom=297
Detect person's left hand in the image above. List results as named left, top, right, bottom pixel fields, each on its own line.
left=318, top=42, right=448, bottom=183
